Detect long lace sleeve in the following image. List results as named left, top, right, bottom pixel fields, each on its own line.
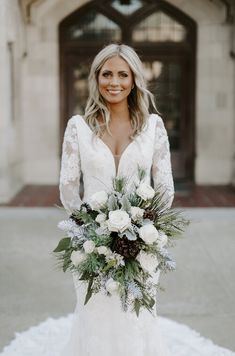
left=151, top=116, right=174, bottom=208
left=59, top=117, right=82, bottom=214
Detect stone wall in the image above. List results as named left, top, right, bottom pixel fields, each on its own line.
left=21, top=0, right=88, bottom=184
left=0, top=0, right=25, bottom=202
left=196, top=22, right=234, bottom=184
left=167, top=0, right=235, bottom=184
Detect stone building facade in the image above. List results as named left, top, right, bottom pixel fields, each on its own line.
left=0, top=0, right=234, bottom=203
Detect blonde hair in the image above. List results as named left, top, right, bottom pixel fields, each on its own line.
left=84, top=43, right=157, bottom=138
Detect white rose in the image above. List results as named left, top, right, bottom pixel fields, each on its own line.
left=89, top=191, right=108, bottom=210
left=139, top=224, right=159, bottom=244
left=130, top=207, right=144, bottom=221
left=136, top=250, right=159, bottom=274
left=136, top=183, right=155, bottom=200
left=105, top=278, right=119, bottom=294
left=107, top=210, right=131, bottom=233
left=97, top=246, right=111, bottom=256
left=70, top=250, right=86, bottom=267
left=157, top=232, right=168, bottom=248
left=83, top=240, right=96, bottom=253
left=95, top=213, right=107, bottom=224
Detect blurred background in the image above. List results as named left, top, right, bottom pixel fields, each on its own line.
left=0, top=0, right=235, bottom=354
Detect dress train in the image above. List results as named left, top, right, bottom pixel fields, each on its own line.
left=1, top=313, right=234, bottom=356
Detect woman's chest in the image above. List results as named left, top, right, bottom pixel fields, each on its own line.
left=100, top=121, right=134, bottom=156
left=78, top=119, right=155, bottom=177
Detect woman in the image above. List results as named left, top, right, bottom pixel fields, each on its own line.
left=1, top=43, right=234, bottom=356
left=59, top=43, right=174, bottom=356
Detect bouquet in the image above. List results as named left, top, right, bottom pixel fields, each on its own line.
left=54, top=168, right=189, bottom=316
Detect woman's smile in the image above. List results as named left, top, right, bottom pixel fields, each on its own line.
left=98, top=55, right=133, bottom=105
left=107, top=89, right=123, bottom=95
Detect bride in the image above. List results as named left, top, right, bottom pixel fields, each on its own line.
left=1, top=43, right=234, bottom=356
left=59, top=43, right=174, bottom=356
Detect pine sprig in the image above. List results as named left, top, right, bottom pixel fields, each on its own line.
left=54, top=169, right=189, bottom=317
left=112, top=176, right=127, bottom=193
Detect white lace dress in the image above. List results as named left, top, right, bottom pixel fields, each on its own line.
left=58, top=113, right=174, bottom=356
left=1, top=114, right=234, bottom=356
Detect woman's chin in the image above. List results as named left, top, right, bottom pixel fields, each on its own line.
left=103, top=97, right=128, bottom=106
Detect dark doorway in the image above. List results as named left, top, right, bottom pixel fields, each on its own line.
left=59, top=0, right=197, bottom=183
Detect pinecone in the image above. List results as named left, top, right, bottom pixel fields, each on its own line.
left=111, top=235, right=140, bottom=259
left=143, top=209, right=156, bottom=221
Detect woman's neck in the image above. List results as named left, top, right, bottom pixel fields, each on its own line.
left=108, top=102, right=130, bottom=123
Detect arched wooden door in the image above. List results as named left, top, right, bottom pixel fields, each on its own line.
left=59, top=0, right=196, bottom=183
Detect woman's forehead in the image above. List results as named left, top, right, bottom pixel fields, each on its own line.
left=101, top=56, right=131, bottom=72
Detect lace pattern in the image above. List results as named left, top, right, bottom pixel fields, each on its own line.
left=59, top=118, right=82, bottom=214
left=59, top=114, right=174, bottom=215
left=152, top=117, right=174, bottom=208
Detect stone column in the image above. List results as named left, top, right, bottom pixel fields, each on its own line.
left=0, top=0, right=24, bottom=203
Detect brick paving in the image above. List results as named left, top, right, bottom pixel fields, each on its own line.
left=0, top=184, right=235, bottom=207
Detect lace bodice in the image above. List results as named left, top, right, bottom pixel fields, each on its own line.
left=59, top=114, right=174, bottom=214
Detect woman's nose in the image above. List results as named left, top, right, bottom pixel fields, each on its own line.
left=110, top=76, right=119, bottom=86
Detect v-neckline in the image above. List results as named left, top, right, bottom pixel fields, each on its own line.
left=79, top=116, right=136, bottom=176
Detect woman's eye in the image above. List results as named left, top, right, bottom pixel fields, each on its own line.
left=120, top=73, right=128, bottom=78
left=102, top=72, right=110, bottom=77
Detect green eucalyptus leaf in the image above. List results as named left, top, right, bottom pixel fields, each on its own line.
left=121, top=195, right=131, bottom=212
left=84, top=277, right=93, bottom=305
left=122, top=229, right=137, bottom=241
left=107, top=194, right=119, bottom=211
left=134, top=299, right=141, bottom=317
left=53, top=237, right=71, bottom=252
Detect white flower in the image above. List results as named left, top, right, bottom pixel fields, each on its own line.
left=70, top=250, right=86, bottom=267
left=97, top=246, right=111, bottom=256
left=95, top=213, right=107, bottom=224
left=89, top=191, right=108, bottom=210
left=83, top=240, right=96, bottom=253
left=105, top=278, right=119, bottom=294
left=139, top=224, right=159, bottom=244
left=136, top=250, right=159, bottom=274
left=107, top=210, right=131, bottom=233
left=130, top=206, right=144, bottom=221
left=157, top=232, right=168, bottom=248
left=136, top=183, right=155, bottom=200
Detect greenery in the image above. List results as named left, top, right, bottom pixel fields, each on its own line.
left=54, top=170, right=189, bottom=316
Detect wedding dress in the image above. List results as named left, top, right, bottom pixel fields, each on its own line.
left=1, top=114, right=234, bottom=356
left=58, top=113, right=174, bottom=356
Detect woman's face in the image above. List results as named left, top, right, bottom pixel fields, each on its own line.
left=98, top=55, right=133, bottom=106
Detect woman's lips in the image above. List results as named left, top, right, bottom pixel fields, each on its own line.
left=107, top=89, right=122, bottom=95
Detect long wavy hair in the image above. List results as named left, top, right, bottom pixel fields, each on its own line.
left=84, top=43, right=157, bottom=138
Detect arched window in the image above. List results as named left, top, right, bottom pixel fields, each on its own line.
left=59, top=0, right=196, bottom=183
left=132, top=11, right=186, bottom=42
